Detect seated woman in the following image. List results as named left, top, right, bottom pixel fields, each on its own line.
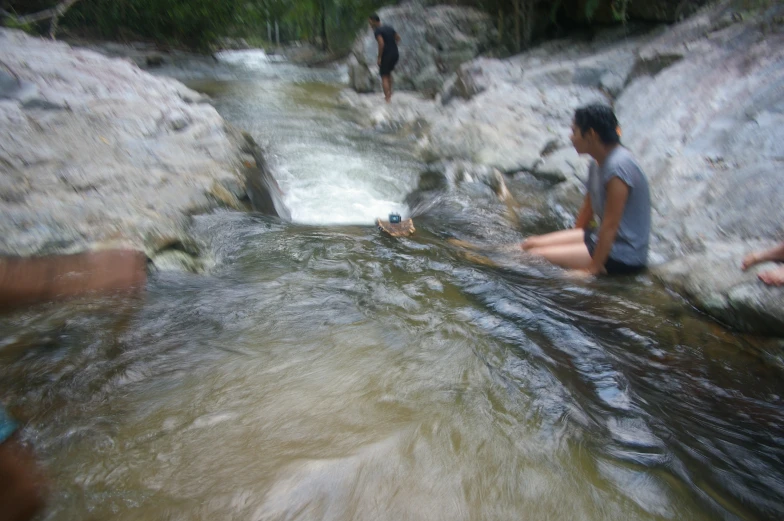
left=522, top=104, right=651, bottom=276
left=741, top=242, right=784, bottom=286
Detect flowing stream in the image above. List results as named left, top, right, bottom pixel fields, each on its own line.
left=1, top=50, right=783, bottom=521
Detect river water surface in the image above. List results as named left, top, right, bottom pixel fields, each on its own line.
left=1, top=50, right=783, bottom=521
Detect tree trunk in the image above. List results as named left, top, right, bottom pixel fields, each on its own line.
left=319, top=0, right=329, bottom=51
left=513, top=0, right=521, bottom=53
left=1, top=0, right=81, bottom=39
left=522, top=0, right=533, bottom=49
left=498, top=8, right=504, bottom=45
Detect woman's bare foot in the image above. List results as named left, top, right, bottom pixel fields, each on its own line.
left=758, top=265, right=784, bottom=286
left=520, top=237, right=539, bottom=251
left=741, top=252, right=762, bottom=271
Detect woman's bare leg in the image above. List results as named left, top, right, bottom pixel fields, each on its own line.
left=528, top=242, right=593, bottom=270
left=521, top=228, right=584, bottom=251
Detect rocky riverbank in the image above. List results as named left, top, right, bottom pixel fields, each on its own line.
left=0, top=28, right=287, bottom=271
left=345, top=0, right=784, bottom=336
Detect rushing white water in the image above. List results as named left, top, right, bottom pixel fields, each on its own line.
left=211, top=50, right=418, bottom=225
left=214, top=49, right=287, bottom=67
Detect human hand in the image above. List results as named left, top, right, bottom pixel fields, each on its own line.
left=565, top=264, right=605, bottom=279
left=564, top=269, right=595, bottom=280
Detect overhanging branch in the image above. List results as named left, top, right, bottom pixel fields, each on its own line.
left=1, top=0, right=81, bottom=25
left=1, top=0, right=82, bottom=39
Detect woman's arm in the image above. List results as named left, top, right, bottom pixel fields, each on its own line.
left=586, top=178, right=629, bottom=274
left=574, top=194, right=593, bottom=229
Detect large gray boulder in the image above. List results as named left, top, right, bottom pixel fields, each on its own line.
left=0, top=29, right=287, bottom=267
left=652, top=245, right=784, bottom=336
left=348, top=4, right=494, bottom=97
left=618, top=3, right=784, bottom=258
left=617, top=2, right=784, bottom=334
left=426, top=28, right=645, bottom=176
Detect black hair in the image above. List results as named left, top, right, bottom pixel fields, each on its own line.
left=369, top=14, right=380, bottom=22
left=574, top=104, right=621, bottom=145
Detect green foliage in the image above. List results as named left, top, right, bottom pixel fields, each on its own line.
left=51, top=0, right=643, bottom=53
left=62, top=0, right=243, bottom=49
left=584, top=0, right=601, bottom=21
left=610, top=0, right=630, bottom=22
left=3, top=17, right=36, bottom=34
left=549, top=0, right=564, bottom=24
left=57, top=0, right=390, bottom=52
left=259, top=0, right=394, bottom=52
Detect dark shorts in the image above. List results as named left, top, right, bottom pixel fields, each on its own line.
left=584, top=229, right=646, bottom=276
left=379, top=53, right=399, bottom=77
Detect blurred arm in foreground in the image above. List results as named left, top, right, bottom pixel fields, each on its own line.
left=0, top=248, right=147, bottom=520
left=0, top=418, right=46, bottom=521
left=0, top=249, right=147, bottom=308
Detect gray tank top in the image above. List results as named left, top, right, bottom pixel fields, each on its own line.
left=585, top=146, right=651, bottom=266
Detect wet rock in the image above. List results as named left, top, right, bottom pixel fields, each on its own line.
left=239, top=133, right=290, bottom=220
left=0, top=28, right=287, bottom=260
left=145, top=53, right=165, bottom=68
left=150, top=249, right=203, bottom=273
left=533, top=147, right=589, bottom=184
left=617, top=3, right=784, bottom=264
left=347, top=54, right=374, bottom=93
left=652, top=246, right=784, bottom=336
left=426, top=82, right=606, bottom=173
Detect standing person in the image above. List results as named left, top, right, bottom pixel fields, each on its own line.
left=521, top=104, right=651, bottom=276
left=369, top=13, right=401, bottom=103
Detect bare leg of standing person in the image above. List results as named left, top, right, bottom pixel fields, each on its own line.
left=389, top=73, right=394, bottom=102
left=382, top=74, right=392, bottom=103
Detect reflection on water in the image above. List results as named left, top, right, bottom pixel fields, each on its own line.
left=1, top=52, right=783, bottom=521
